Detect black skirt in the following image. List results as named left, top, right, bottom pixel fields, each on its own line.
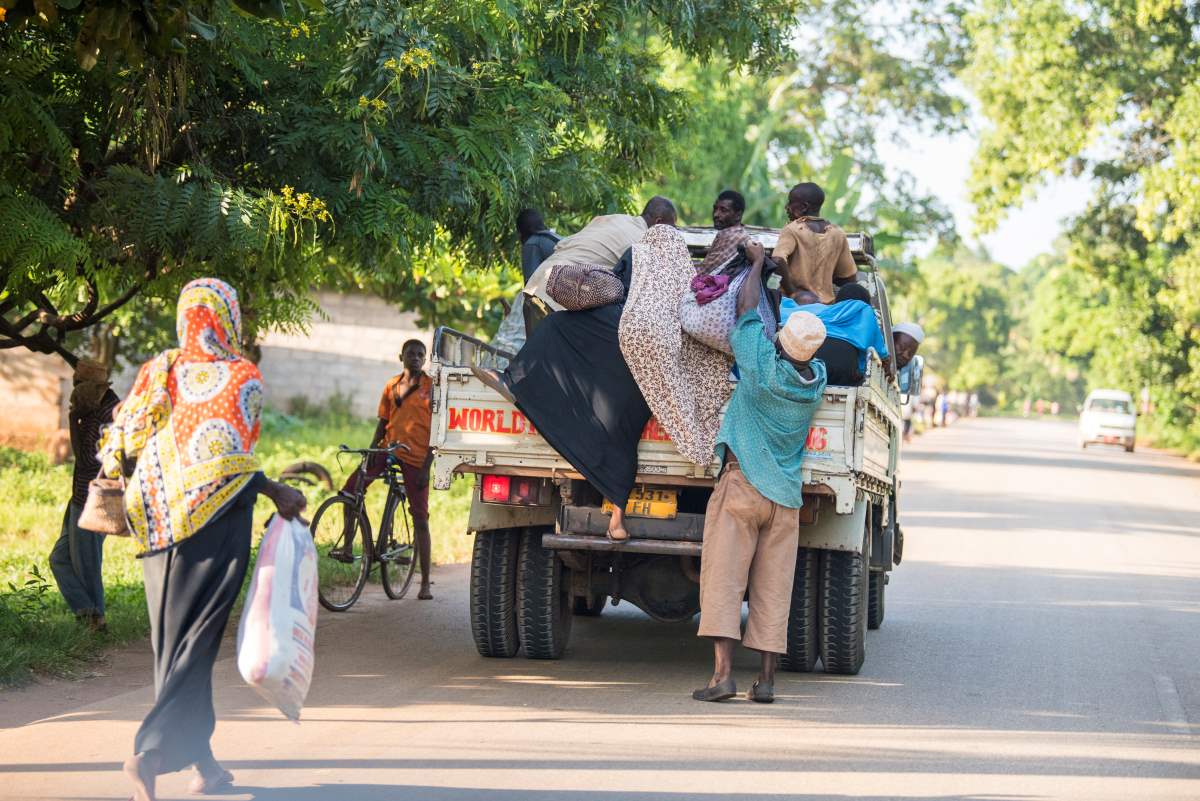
left=814, top=336, right=864, bottom=386
left=134, top=476, right=259, bottom=772
left=504, top=250, right=649, bottom=506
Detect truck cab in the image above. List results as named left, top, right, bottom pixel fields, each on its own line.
left=429, top=227, right=903, bottom=674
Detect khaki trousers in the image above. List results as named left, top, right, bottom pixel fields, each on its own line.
left=697, top=466, right=800, bottom=654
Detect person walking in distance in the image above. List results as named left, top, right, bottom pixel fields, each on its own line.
left=48, top=358, right=120, bottom=631
left=340, top=339, right=435, bottom=599
left=693, top=240, right=829, bottom=703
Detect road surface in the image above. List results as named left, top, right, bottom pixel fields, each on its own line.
left=2, top=417, right=1198, bottom=800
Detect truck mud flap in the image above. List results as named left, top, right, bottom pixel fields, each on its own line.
left=799, top=500, right=867, bottom=555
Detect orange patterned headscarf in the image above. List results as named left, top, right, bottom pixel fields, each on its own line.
left=99, top=278, right=263, bottom=553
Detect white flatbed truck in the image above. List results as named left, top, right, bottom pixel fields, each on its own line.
left=429, top=227, right=903, bottom=674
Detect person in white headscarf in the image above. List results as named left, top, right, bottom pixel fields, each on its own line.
left=892, top=321, right=925, bottom=395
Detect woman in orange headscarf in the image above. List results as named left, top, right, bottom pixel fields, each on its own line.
left=98, top=278, right=306, bottom=801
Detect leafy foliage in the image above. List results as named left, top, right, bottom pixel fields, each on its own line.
left=966, top=0, right=1200, bottom=453
left=896, top=246, right=1015, bottom=395
left=652, top=3, right=965, bottom=295
left=2, top=0, right=809, bottom=360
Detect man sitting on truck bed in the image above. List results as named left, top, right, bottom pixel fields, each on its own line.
left=492, top=197, right=678, bottom=352
left=770, top=182, right=858, bottom=303
left=779, top=284, right=891, bottom=385
left=693, top=240, right=828, bottom=704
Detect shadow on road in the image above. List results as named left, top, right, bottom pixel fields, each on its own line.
left=231, top=785, right=1037, bottom=801
left=904, top=448, right=1200, bottom=480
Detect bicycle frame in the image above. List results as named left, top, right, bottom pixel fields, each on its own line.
left=338, top=447, right=410, bottom=560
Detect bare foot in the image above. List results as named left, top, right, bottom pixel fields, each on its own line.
left=189, top=757, right=234, bottom=795
left=606, top=523, right=629, bottom=542
left=124, top=753, right=158, bottom=801
left=418, top=587, right=433, bottom=600
left=607, top=504, right=630, bottom=542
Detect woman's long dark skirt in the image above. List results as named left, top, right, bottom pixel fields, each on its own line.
left=504, top=303, right=650, bottom=507
left=134, top=501, right=252, bottom=773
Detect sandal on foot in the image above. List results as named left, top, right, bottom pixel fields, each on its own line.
left=748, top=680, right=774, bottom=703
left=188, top=769, right=234, bottom=795
left=692, top=677, right=737, bottom=702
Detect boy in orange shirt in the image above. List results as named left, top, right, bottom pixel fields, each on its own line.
left=341, top=339, right=435, bottom=599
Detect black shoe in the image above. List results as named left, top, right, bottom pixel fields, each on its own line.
left=692, top=677, right=737, bottom=702
left=748, top=680, right=774, bottom=703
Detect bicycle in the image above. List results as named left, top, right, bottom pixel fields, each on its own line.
left=309, top=444, right=419, bottom=611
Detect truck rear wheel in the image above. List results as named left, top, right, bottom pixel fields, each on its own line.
left=780, top=547, right=820, bottom=672
left=469, top=529, right=522, bottom=658
left=517, top=527, right=573, bottom=659
left=819, top=532, right=868, bottom=675
left=868, top=570, right=886, bottom=630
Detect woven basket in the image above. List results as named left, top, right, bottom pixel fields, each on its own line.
left=78, top=477, right=130, bottom=536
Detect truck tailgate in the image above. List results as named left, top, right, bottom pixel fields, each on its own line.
left=431, top=365, right=882, bottom=508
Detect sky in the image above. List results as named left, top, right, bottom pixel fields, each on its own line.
left=879, top=127, right=1093, bottom=270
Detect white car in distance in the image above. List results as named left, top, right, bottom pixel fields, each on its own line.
left=1079, top=389, right=1137, bottom=453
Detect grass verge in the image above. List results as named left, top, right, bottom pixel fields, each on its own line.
left=0, top=409, right=475, bottom=686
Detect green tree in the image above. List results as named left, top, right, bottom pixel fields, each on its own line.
left=900, top=246, right=1015, bottom=394
left=965, top=0, right=1200, bottom=452
left=1, top=0, right=808, bottom=362
left=648, top=3, right=966, bottom=302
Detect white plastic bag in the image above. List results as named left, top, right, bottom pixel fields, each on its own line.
left=237, top=514, right=318, bottom=721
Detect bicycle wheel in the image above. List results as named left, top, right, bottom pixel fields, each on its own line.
left=379, top=489, right=418, bottom=600
left=311, top=495, right=371, bottom=611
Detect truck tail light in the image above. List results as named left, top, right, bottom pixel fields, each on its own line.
left=480, top=475, right=547, bottom=505
left=481, top=475, right=511, bottom=503
left=512, top=478, right=536, bottom=503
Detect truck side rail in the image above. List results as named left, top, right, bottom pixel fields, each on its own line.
left=433, top=326, right=514, bottom=371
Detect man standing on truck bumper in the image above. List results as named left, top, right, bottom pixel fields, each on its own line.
left=694, top=241, right=828, bottom=703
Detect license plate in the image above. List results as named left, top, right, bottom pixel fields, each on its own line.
left=603, top=488, right=678, bottom=519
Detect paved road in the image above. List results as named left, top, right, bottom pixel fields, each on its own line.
left=2, top=417, right=1199, bottom=800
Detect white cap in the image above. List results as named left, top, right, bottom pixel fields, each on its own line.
left=893, top=322, right=925, bottom=344
left=777, top=311, right=826, bottom=361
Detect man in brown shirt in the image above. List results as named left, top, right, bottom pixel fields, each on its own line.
left=770, top=183, right=857, bottom=303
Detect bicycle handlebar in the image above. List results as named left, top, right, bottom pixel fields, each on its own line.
left=337, top=442, right=413, bottom=456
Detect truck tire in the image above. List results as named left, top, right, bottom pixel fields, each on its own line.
left=573, top=593, right=607, bottom=617
left=820, top=533, right=868, bottom=675
left=469, top=529, right=522, bottom=658
left=868, top=570, right=886, bottom=630
left=517, top=528, right=573, bottom=659
left=780, top=547, right=820, bottom=672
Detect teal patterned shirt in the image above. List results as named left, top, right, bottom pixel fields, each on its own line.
left=715, top=312, right=828, bottom=509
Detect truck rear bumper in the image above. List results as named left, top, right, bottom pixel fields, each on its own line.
left=560, top=505, right=704, bottom=541
left=542, top=533, right=701, bottom=556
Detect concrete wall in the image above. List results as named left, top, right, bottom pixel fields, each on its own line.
left=256, top=292, right=430, bottom=419
left=0, top=349, right=71, bottom=451
left=4, top=292, right=428, bottom=455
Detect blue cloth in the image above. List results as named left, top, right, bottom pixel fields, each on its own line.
left=780, top=298, right=888, bottom=372
left=715, top=312, right=828, bottom=509
left=49, top=502, right=106, bottom=615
